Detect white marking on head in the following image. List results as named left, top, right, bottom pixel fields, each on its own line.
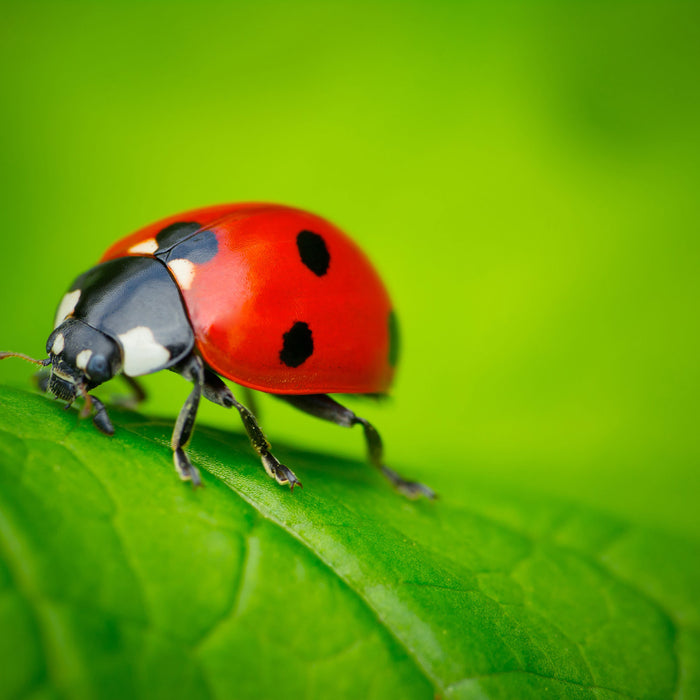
left=128, top=238, right=159, bottom=255
left=167, top=258, right=196, bottom=290
left=118, top=326, right=170, bottom=376
left=76, top=349, right=93, bottom=370
left=51, top=333, right=65, bottom=355
left=54, top=289, right=81, bottom=328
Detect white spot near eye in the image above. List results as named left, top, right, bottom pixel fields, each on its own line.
left=128, top=238, right=158, bottom=255
left=167, top=258, right=196, bottom=290
left=118, top=326, right=170, bottom=377
left=51, top=333, right=65, bottom=355
left=76, top=349, right=93, bottom=370
left=54, top=289, right=81, bottom=328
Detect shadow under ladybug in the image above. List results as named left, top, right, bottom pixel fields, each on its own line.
left=0, top=203, right=435, bottom=499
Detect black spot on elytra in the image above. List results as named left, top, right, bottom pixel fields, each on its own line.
left=156, top=221, right=202, bottom=251
left=388, top=310, right=400, bottom=367
left=279, top=322, right=314, bottom=367
left=167, top=230, right=219, bottom=264
left=297, top=230, right=330, bottom=276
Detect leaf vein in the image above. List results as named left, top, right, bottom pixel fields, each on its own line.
left=447, top=669, right=641, bottom=700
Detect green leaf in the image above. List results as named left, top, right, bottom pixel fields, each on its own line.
left=0, top=385, right=698, bottom=700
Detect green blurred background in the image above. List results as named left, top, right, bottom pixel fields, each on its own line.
left=1, top=1, right=698, bottom=538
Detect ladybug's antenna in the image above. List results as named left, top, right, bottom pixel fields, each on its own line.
left=0, top=352, right=51, bottom=366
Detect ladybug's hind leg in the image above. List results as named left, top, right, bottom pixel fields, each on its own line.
left=201, top=370, right=301, bottom=491
left=277, top=394, right=436, bottom=500
left=240, top=386, right=260, bottom=421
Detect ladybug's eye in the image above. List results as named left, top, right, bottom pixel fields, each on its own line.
left=87, top=354, right=110, bottom=383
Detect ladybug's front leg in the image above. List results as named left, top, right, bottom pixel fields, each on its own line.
left=111, top=374, right=148, bottom=409
left=89, top=395, right=115, bottom=435
left=171, top=354, right=205, bottom=487
left=201, top=371, right=301, bottom=491
left=34, top=367, right=51, bottom=393
left=74, top=387, right=114, bottom=435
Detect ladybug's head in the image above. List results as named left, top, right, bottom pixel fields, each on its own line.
left=45, top=319, right=122, bottom=402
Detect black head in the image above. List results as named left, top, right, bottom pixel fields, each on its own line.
left=45, top=318, right=122, bottom=402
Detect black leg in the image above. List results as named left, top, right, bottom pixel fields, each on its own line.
left=241, top=386, right=260, bottom=420
left=90, top=395, right=114, bottom=435
left=121, top=375, right=147, bottom=406
left=201, top=371, right=301, bottom=490
left=276, top=394, right=436, bottom=499
left=171, top=355, right=205, bottom=487
left=34, top=368, right=50, bottom=393
left=107, top=374, right=148, bottom=409
left=72, top=383, right=115, bottom=436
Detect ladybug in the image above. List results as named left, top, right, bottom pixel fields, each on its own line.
left=1, top=203, right=434, bottom=498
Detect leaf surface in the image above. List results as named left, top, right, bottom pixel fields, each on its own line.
left=0, top=386, right=698, bottom=700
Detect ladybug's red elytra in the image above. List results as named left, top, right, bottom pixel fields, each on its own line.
left=1, top=203, right=435, bottom=499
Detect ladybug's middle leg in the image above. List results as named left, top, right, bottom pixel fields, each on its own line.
left=171, top=354, right=205, bottom=487
left=201, top=371, right=301, bottom=491
left=277, top=394, right=436, bottom=499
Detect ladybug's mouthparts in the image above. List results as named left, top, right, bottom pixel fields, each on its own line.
left=48, top=372, right=77, bottom=403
